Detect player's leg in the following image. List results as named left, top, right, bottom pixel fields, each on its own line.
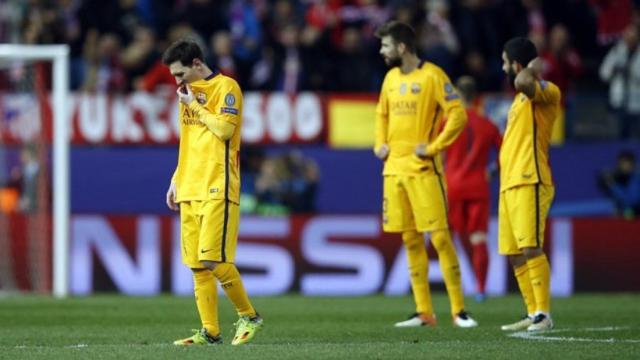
left=468, top=199, right=490, bottom=300
left=200, top=200, right=263, bottom=345
left=500, top=253, right=536, bottom=331
left=448, top=198, right=472, bottom=263
left=513, top=185, right=555, bottom=331
left=430, top=230, right=463, bottom=312
left=394, top=230, right=437, bottom=327
left=383, top=176, right=434, bottom=327
left=409, top=175, right=477, bottom=327
left=174, top=201, right=222, bottom=345
left=430, top=229, right=477, bottom=327
left=498, top=188, right=536, bottom=331
left=499, top=189, right=537, bottom=331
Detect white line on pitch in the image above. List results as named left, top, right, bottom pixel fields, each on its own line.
left=508, top=326, right=640, bottom=343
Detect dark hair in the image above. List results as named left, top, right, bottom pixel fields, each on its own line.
left=456, top=76, right=476, bottom=103
left=162, top=39, right=204, bottom=66
left=503, top=37, right=537, bottom=67
left=618, top=150, right=636, bottom=163
left=374, top=21, right=417, bottom=54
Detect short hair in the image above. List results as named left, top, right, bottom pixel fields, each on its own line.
left=503, top=37, right=537, bottom=67
left=162, top=39, right=204, bottom=66
left=374, top=21, right=417, bottom=54
left=456, top=76, right=476, bottom=102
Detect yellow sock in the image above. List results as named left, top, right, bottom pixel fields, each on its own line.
left=514, top=263, right=536, bottom=315
left=527, top=254, right=551, bottom=314
left=192, top=269, right=219, bottom=336
left=212, top=263, right=256, bottom=317
left=431, top=230, right=465, bottom=315
left=402, top=231, right=433, bottom=316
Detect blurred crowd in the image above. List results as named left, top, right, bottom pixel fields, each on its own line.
left=598, top=149, right=640, bottom=219
left=3, top=0, right=640, bottom=215
left=240, top=147, right=319, bottom=215
left=0, top=0, right=637, bottom=94
left=0, top=147, right=41, bottom=215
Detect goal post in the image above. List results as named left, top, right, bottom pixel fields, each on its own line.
left=0, top=44, right=70, bottom=298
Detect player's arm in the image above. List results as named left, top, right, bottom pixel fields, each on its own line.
left=187, top=101, right=236, bottom=140
left=177, top=84, right=239, bottom=141
left=487, top=123, right=503, bottom=180
left=171, top=169, right=177, bottom=184
left=516, top=68, right=561, bottom=108
left=166, top=168, right=178, bottom=211
left=422, top=72, right=467, bottom=157
left=514, top=57, right=562, bottom=105
left=493, top=126, right=503, bottom=149
left=374, top=76, right=390, bottom=160
left=514, top=67, right=538, bottom=99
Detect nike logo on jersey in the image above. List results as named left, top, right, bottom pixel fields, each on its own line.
left=522, top=173, right=533, bottom=179
left=201, top=249, right=213, bottom=254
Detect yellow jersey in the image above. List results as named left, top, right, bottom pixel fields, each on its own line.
left=375, top=62, right=467, bottom=176
left=173, top=72, right=242, bottom=203
left=499, top=80, right=560, bottom=191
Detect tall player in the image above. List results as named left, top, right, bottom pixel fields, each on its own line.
left=498, top=37, right=559, bottom=331
left=163, top=39, right=263, bottom=345
left=374, top=21, right=477, bottom=328
left=445, top=76, right=502, bottom=302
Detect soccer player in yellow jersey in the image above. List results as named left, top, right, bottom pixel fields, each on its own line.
left=374, top=21, right=478, bottom=328
left=162, top=39, right=263, bottom=346
left=498, top=37, right=559, bottom=332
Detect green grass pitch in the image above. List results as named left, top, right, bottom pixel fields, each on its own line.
left=0, top=293, right=638, bottom=359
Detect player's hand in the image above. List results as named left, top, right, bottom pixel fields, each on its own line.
left=374, top=144, right=389, bottom=160
left=415, top=143, right=431, bottom=159
left=176, top=83, right=194, bottom=104
left=166, top=182, right=179, bottom=211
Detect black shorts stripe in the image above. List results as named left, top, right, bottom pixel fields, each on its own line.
left=220, top=140, right=230, bottom=262
left=535, top=183, right=540, bottom=248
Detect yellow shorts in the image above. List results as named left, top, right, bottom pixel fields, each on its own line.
left=180, top=199, right=239, bottom=268
left=382, top=174, right=449, bottom=233
left=498, top=184, right=555, bottom=255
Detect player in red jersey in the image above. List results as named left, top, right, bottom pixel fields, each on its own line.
left=445, top=76, right=502, bottom=301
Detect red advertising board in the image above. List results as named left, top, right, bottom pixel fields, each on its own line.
left=0, top=91, right=326, bottom=145
left=572, top=218, right=640, bottom=292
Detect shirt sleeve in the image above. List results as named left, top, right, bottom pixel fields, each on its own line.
left=186, top=78, right=242, bottom=140
left=375, top=74, right=389, bottom=150
left=532, top=80, right=561, bottom=105
left=189, top=78, right=243, bottom=126
left=427, top=68, right=467, bottom=155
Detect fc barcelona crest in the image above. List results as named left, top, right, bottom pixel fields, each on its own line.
left=411, top=82, right=421, bottom=94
